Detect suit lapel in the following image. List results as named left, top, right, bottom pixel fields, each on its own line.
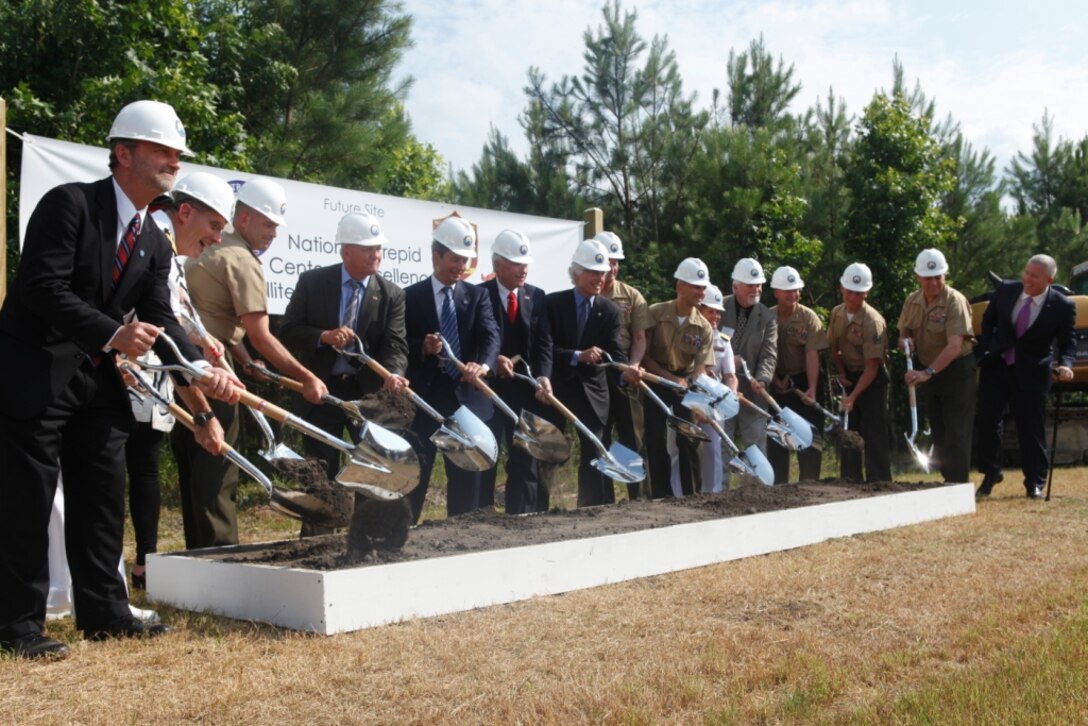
left=356, top=274, right=382, bottom=334
left=95, top=181, right=117, bottom=298
left=518, top=286, right=532, bottom=335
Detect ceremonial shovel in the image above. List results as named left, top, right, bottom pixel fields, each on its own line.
left=511, top=360, right=645, bottom=484
left=738, top=359, right=814, bottom=451
left=140, top=332, right=417, bottom=499
left=121, top=362, right=349, bottom=527
left=335, top=335, right=498, bottom=472
left=902, top=339, right=933, bottom=472
left=439, top=337, right=571, bottom=464
left=244, top=364, right=421, bottom=482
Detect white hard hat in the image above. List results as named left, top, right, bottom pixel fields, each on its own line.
left=108, top=100, right=193, bottom=156
left=701, top=284, right=726, bottom=311
left=171, top=172, right=234, bottom=222
left=572, top=238, right=611, bottom=272
left=675, top=257, right=711, bottom=286
left=236, top=178, right=287, bottom=226
left=914, top=248, right=949, bottom=276
left=337, top=212, right=387, bottom=247
left=770, top=265, right=804, bottom=291
left=731, top=257, right=766, bottom=284
left=492, top=229, right=533, bottom=263
left=593, top=231, right=624, bottom=259
left=434, top=216, right=477, bottom=258
left=840, top=262, right=874, bottom=292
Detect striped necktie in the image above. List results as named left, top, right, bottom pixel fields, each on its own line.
left=440, top=286, right=462, bottom=380
left=113, top=213, right=141, bottom=285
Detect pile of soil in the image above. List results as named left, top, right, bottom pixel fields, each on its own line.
left=354, top=388, right=417, bottom=429
left=837, top=429, right=866, bottom=451
left=270, top=457, right=354, bottom=525
left=345, top=498, right=414, bottom=559
left=207, top=479, right=941, bottom=571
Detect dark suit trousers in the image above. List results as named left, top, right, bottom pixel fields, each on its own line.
left=543, top=387, right=614, bottom=507
left=124, top=422, right=164, bottom=565
left=482, top=381, right=547, bottom=514
left=407, top=378, right=483, bottom=522
left=976, top=360, right=1048, bottom=488
left=170, top=395, right=240, bottom=549
left=839, top=369, right=892, bottom=483
left=767, top=373, right=824, bottom=484
left=607, top=379, right=647, bottom=499
left=0, top=362, right=133, bottom=640
left=923, top=354, right=976, bottom=484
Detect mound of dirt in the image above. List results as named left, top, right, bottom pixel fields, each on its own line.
left=206, top=479, right=942, bottom=571
left=271, top=457, right=354, bottom=525
left=353, top=388, right=416, bottom=429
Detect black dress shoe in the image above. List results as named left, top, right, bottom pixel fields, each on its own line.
left=86, top=616, right=172, bottom=641
left=976, top=472, right=1004, bottom=497
left=1, top=633, right=70, bottom=660
left=1027, top=484, right=1045, bottom=499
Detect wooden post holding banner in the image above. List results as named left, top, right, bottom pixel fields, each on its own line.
left=0, top=96, right=7, bottom=307
left=583, top=207, right=603, bottom=240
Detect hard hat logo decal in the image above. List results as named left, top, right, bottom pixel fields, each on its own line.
left=280, top=203, right=287, bottom=215
left=751, top=269, right=759, bottom=277
left=520, top=244, right=528, bottom=255
left=463, top=235, right=473, bottom=247
left=788, top=274, right=796, bottom=283
left=927, top=260, right=936, bottom=270
left=852, top=275, right=862, bottom=284
left=610, top=243, right=619, bottom=252
left=175, top=119, right=186, bottom=138
left=595, top=253, right=605, bottom=264
left=370, top=224, right=380, bottom=236
left=697, top=269, right=706, bottom=279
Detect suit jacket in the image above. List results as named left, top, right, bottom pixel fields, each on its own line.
left=545, top=289, right=626, bottom=424
left=278, top=264, right=408, bottom=401
left=480, top=279, right=553, bottom=381
left=721, top=296, right=778, bottom=384
left=0, top=178, right=202, bottom=419
left=403, top=277, right=500, bottom=419
left=978, top=281, right=1076, bottom=393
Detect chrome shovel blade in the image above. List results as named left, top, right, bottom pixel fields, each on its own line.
left=591, top=442, right=646, bottom=484
left=512, top=411, right=572, bottom=464
left=430, top=405, right=498, bottom=472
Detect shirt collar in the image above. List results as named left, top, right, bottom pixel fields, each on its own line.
left=496, top=280, right=519, bottom=302
left=341, top=265, right=369, bottom=290
left=431, top=275, right=455, bottom=296
left=151, top=209, right=176, bottom=253
left=1020, top=288, right=1048, bottom=307
left=574, top=290, right=594, bottom=307
left=112, top=177, right=146, bottom=232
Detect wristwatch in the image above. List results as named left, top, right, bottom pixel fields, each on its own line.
left=193, top=410, right=217, bottom=427
left=924, top=367, right=936, bottom=377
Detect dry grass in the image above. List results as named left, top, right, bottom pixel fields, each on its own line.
left=4, top=469, right=1088, bottom=724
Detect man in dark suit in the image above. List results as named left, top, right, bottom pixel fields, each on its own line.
left=403, top=216, right=500, bottom=522
left=479, top=230, right=554, bottom=513
left=0, top=101, right=237, bottom=658
left=279, top=213, right=409, bottom=533
left=279, top=212, right=409, bottom=478
left=976, top=254, right=1076, bottom=499
left=545, top=238, right=627, bottom=507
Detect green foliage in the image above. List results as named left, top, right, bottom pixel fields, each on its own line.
left=1007, top=112, right=1088, bottom=281
left=844, top=91, right=959, bottom=313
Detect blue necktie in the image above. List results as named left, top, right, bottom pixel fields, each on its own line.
left=577, top=297, right=591, bottom=341
left=440, top=286, right=462, bottom=380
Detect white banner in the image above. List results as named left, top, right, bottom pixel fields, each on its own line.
left=19, top=134, right=583, bottom=314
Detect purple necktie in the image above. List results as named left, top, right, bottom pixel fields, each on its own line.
left=1004, top=298, right=1032, bottom=365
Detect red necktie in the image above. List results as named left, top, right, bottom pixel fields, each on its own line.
left=507, top=289, right=518, bottom=324
left=113, top=213, right=141, bottom=285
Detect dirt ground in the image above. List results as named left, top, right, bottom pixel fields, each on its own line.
left=199, top=479, right=939, bottom=570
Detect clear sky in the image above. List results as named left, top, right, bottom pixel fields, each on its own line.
left=395, top=0, right=1088, bottom=180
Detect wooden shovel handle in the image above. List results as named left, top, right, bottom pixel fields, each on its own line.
left=445, top=350, right=500, bottom=401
